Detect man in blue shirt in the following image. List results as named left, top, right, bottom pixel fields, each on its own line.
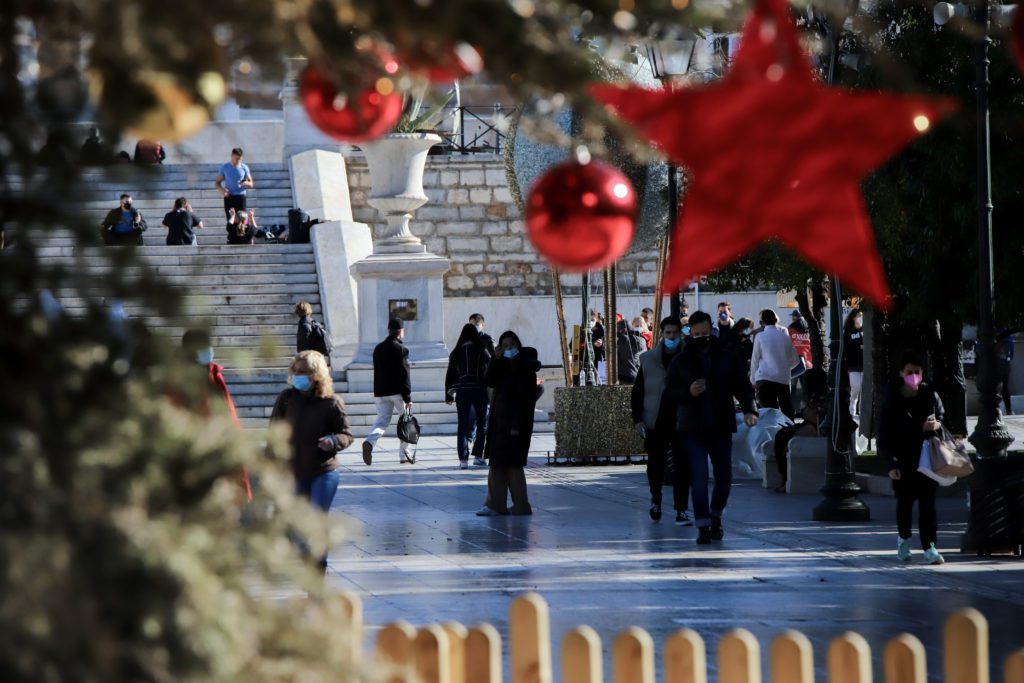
left=214, top=147, right=254, bottom=220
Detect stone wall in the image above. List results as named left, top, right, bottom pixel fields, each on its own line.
left=344, top=155, right=661, bottom=298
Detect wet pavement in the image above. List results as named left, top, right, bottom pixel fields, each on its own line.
left=326, top=434, right=1024, bottom=681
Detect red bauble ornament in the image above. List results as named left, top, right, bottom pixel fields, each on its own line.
left=1012, top=8, right=1024, bottom=72
left=592, top=0, right=957, bottom=309
left=397, top=40, right=483, bottom=83
left=299, top=66, right=403, bottom=142
left=525, top=160, right=637, bottom=272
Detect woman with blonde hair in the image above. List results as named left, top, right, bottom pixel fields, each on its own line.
left=270, top=350, right=353, bottom=572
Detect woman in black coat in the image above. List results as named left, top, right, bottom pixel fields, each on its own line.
left=445, top=323, right=492, bottom=468
left=476, top=331, right=541, bottom=516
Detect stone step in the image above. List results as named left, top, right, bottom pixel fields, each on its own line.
left=38, top=251, right=317, bottom=265
left=223, top=370, right=347, bottom=384
left=78, top=191, right=295, bottom=208
left=50, top=272, right=319, bottom=287
left=54, top=299, right=321, bottom=316
left=34, top=243, right=314, bottom=256
left=39, top=263, right=317, bottom=277
left=48, top=284, right=321, bottom=301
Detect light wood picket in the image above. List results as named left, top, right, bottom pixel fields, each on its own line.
left=719, top=629, right=761, bottom=683
left=442, top=622, right=468, bottom=683
left=828, top=632, right=873, bottom=683
left=563, top=626, right=603, bottom=683
left=361, top=594, right=1023, bottom=683
left=771, top=630, right=813, bottom=683
left=414, top=624, right=451, bottom=683
left=510, top=593, right=553, bottom=683
left=664, top=629, right=706, bottom=683
left=613, top=627, right=654, bottom=683
left=337, top=591, right=363, bottom=661
left=946, top=608, right=990, bottom=683
left=1006, top=650, right=1024, bottom=683
left=884, top=634, right=926, bottom=683
left=466, top=623, right=502, bottom=683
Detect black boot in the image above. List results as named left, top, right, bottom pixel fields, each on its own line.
left=711, top=516, right=724, bottom=541
left=649, top=503, right=662, bottom=521
left=697, top=527, right=712, bottom=545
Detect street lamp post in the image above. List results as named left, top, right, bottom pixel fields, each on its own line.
left=811, top=9, right=871, bottom=522
left=647, top=38, right=695, bottom=322
left=933, top=0, right=1022, bottom=554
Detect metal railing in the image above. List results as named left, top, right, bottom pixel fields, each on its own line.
left=436, top=104, right=517, bottom=155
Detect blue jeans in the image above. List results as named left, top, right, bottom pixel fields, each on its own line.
left=295, top=469, right=341, bottom=511
left=683, top=433, right=734, bottom=528
left=294, top=469, right=340, bottom=571
left=457, top=388, right=488, bottom=460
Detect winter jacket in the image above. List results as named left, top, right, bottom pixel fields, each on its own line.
left=877, top=379, right=945, bottom=473
left=445, top=341, right=491, bottom=400
left=750, top=325, right=800, bottom=385
left=297, top=316, right=332, bottom=363
left=666, top=337, right=756, bottom=435
left=270, top=388, right=354, bottom=480
left=207, top=362, right=251, bottom=501
left=630, top=342, right=682, bottom=431
left=592, top=322, right=605, bottom=363
left=372, top=335, right=411, bottom=402
left=844, top=329, right=865, bottom=372
left=102, top=206, right=147, bottom=234
left=484, top=347, right=541, bottom=468
left=616, top=329, right=646, bottom=383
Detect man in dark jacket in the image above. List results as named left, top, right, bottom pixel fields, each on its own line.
left=667, top=311, right=758, bottom=544
left=101, top=194, right=147, bottom=245
left=877, top=349, right=946, bottom=565
left=616, top=319, right=646, bottom=385
left=469, top=313, right=496, bottom=356
left=631, top=316, right=691, bottom=524
left=362, top=318, right=413, bottom=465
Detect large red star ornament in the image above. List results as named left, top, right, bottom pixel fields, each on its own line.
left=592, top=0, right=956, bottom=309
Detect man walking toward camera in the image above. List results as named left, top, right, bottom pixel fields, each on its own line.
left=667, top=311, right=758, bottom=545
left=363, top=318, right=414, bottom=465
left=214, top=147, right=254, bottom=220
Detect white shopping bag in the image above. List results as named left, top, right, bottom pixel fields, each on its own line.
left=917, top=442, right=957, bottom=486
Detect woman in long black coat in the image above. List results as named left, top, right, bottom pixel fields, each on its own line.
left=476, top=330, right=541, bottom=516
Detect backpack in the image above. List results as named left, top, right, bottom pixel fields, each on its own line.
left=308, top=319, right=333, bottom=357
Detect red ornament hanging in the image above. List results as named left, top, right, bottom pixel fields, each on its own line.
left=299, top=66, right=403, bottom=142
left=1012, top=7, right=1024, bottom=72
left=410, top=43, right=484, bottom=83
left=591, top=0, right=957, bottom=309
left=525, top=160, right=637, bottom=272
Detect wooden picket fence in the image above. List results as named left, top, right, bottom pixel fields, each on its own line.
left=332, top=592, right=1024, bottom=683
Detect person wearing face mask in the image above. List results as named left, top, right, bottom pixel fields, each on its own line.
left=101, top=193, right=147, bottom=246
left=633, top=315, right=653, bottom=350
left=878, top=350, right=946, bottom=565
left=590, top=310, right=607, bottom=385
left=750, top=309, right=799, bottom=419
left=666, top=311, right=758, bottom=544
left=713, top=301, right=734, bottom=342
left=631, top=317, right=692, bottom=525
left=468, top=313, right=496, bottom=357
left=616, top=318, right=646, bottom=385
left=180, top=330, right=251, bottom=502
left=270, top=350, right=353, bottom=573
left=476, top=331, right=542, bottom=516
left=843, top=309, right=865, bottom=415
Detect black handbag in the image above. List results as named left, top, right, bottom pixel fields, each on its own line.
left=397, top=408, right=420, bottom=444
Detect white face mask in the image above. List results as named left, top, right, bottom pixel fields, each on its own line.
left=634, top=326, right=644, bottom=333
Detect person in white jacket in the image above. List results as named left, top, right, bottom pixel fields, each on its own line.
left=749, top=309, right=799, bottom=419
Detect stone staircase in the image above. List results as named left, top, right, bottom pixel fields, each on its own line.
left=30, top=163, right=551, bottom=438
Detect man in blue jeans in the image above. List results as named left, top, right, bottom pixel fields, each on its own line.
left=667, top=311, right=758, bottom=545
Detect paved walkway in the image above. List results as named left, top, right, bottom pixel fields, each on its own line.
left=326, top=434, right=1024, bottom=681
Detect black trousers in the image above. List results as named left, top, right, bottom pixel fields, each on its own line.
left=894, top=472, right=939, bottom=549
left=645, top=428, right=690, bottom=511
left=756, top=380, right=795, bottom=419
left=999, top=361, right=1013, bottom=414
left=223, top=193, right=247, bottom=219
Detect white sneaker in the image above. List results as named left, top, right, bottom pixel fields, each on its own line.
left=475, top=506, right=502, bottom=516
left=924, top=544, right=945, bottom=565
left=459, top=460, right=469, bottom=470
left=897, top=538, right=912, bottom=562
left=472, top=457, right=486, bottom=467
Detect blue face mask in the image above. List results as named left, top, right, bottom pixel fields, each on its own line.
left=196, top=347, right=214, bottom=365
left=682, top=326, right=691, bottom=336
left=503, top=348, right=519, bottom=359
left=663, top=337, right=681, bottom=350
left=291, top=374, right=311, bottom=391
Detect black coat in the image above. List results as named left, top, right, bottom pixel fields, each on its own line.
left=484, top=347, right=541, bottom=467
left=445, top=341, right=491, bottom=399
left=877, top=379, right=945, bottom=473
left=616, top=330, right=645, bottom=383
left=666, top=338, right=756, bottom=435
left=372, top=335, right=411, bottom=402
